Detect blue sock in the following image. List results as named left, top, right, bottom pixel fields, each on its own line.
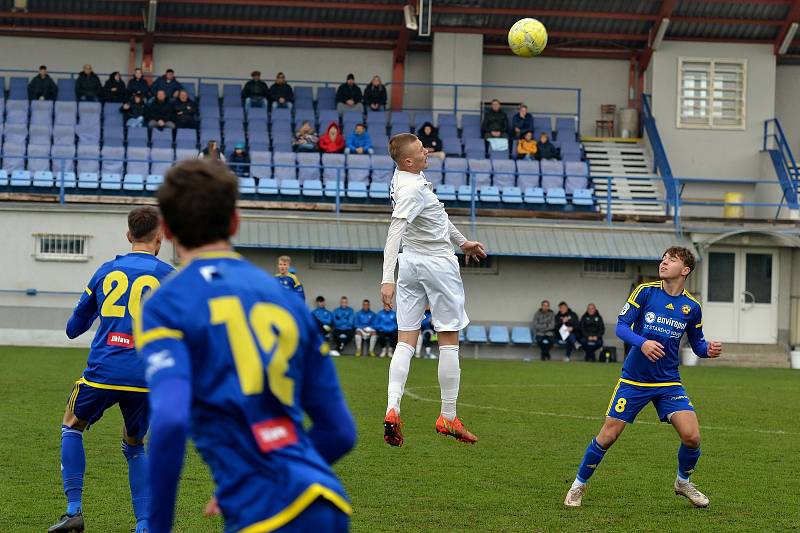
left=122, top=440, right=151, bottom=527
left=677, top=443, right=701, bottom=481
left=61, top=425, right=85, bottom=516
left=576, top=438, right=607, bottom=484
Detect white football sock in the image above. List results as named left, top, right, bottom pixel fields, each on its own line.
left=438, top=344, right=461, bottom=420
left=354, top=334, right=362, bottom=354
left=368, top=334, right=378, bottom=352
left=571, top=479, right=586, bottom=490
left=387, top=341, right=415, bottom=414
left=415, top=335, right=423, bottom=355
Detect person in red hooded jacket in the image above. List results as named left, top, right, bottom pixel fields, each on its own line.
left=319, top=121, right=345, bottom=153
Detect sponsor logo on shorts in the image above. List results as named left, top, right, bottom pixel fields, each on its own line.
left=671, top=395, right=690, bottom=401
left=107, top=332, right=134, bottom=348
left=251, top=417, right=298, bottom=454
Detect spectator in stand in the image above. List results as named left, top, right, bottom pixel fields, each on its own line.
left=150, top=69, right=182, bottom=100
left=268, top=72, right=294, bottom=111
left=127, top=67, right=150, bottom=100
left=363, top=75, right=387, bottom=112
left=533, top=300, right=556, bottom=361
left=319, top=121, right=345, bottom=153
left=512, top=104, right=534, bottom=139
left=103, top=71, right=127, bottom=103
left=120, top=91, right=147, bottom=128
left=173, top=90, right=198, bottom=129
left=335, top=73, right=363, bottom=115
left=147, top=90, right=176, bottom=130
left=516, top=130, right=538, bottom=160
left=28, top=65, right=57, bottom=101
left=311, top=296, right=334, bottom=340
left=75, top=64, right=102, bottom=102
left=416, top=307, right=437, bottom=359
left=345, top=123, right=373, bottom=155
left=417, top=122, right=445, bottom=160
left=555, top=301, right=579, bottom=362
left=482, top=99, right=509, bottom=139
left=537, top=132, right=559, bottom=160
left=374, top=303, right=398, bottom=358
left=241, top=70, right=269, bottom=109
left=354, top=299, right=377, bottom=357
left=332, top=296, right=355, bottom=356
left=228, top=143, right=250, bottom=178
left=293, top=121, right=319, bottom=152
left=274, top=255, right=304, bottom=302
left=198, top=140, right=225, bottom=162
left=578, top=303, right=605, bottom=362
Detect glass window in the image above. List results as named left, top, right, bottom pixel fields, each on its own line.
left=678, top=58, right=745, bottom=129
left=745, top=253, right=772, bottom=304
left=708, top=252, right=735, bottom=302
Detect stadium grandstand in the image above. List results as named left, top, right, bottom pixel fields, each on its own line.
left=0, top=0, right=798, bottom=366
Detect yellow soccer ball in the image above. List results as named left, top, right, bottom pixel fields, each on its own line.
left=508, top=18, right=548, bottom=57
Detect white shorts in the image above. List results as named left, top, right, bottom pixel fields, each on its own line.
left=396, top=251, right=469, bottom=332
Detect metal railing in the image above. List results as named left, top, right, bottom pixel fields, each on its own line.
left=641, top=93, right=676, bottom=214
left=763, top=118, right=799, bottom=212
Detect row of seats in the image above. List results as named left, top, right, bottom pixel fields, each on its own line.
left=463, top=326, right=534, bottom=345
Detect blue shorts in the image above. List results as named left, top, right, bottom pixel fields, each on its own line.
left=272, top=497, right=349, bottom=533
left=605, top=379, right=694, bottom=424
left=66, top=378, right=149, bottom=440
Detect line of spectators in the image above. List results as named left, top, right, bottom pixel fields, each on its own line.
left=532, top=300, right=605, bottom=362
left=482, top=99, right=561, bottom=160
left=120, top=88, right=198, bottom=131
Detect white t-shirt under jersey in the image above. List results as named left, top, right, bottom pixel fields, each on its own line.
left=390, top=169, right=454, bottom=256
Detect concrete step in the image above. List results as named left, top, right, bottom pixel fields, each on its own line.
left=695, top=344, right=789, bottom=368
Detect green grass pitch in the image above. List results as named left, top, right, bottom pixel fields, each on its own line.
left=1, top=346, right=798, bottom=532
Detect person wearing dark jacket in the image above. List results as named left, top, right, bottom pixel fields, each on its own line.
left=417, top=122, right=445, bottom=160
left=537, top=132, right=559, bottom=160
left=268, top=72, right=294, bottom=110
left=241, top=70, right=269, bottom=109
left=75, top=64, right=103, bottom=102
left=578, top=303, right=605, bottom=362
left=172, top=90, right=198, bottom=129
left=150, top=69, right=182, bottom=100
left=147, top=90, right=176, bottom=130
left=512, top=104, right=534, bottom=139
left=482, top=98, right=509, bottom=139
left=555, top=301, right=580, bottom=362
left=127, top=68, right=150, bottom=99
left=363, top=75, right=387, bottom=112
left=532, top=300, right=556, bottom=361
left=121, top=92, right=147, bottom=128
left=336, top=73, right=363, bottom=115
left=103, top=72, right=127, bottom=103
left=228, top=143, right=250, bottom=178
left=28, top=65, right=58, bottom=101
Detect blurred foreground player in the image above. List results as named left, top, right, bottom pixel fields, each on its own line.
left=564, top=247, right=722, bottom=508
left=49, top=207, right=174, bottom=533
left=138, top=160, right=356, bottom=533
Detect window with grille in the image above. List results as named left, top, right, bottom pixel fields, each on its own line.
left=34, top=234, right=90, bottom=261
left=582, top=259, right=627, bottom=278
left=677, top=57, right=746, bottom=130
left=311, top=250, right=361, bottom=270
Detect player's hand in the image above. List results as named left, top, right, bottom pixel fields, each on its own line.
left=641, top=340, right=665, bottom=362
left=381, top=283, right=396, bottom=309
left=707, top=341, right=722, bottom=358
left=460, top=241, right=487, bottom=264
left=204, top=496, right=220, bottom=517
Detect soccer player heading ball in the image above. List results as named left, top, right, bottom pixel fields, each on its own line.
left=381, top=133, right=487, bottom=446
left=139, top=160, right=356, bottom=532
left=564, top=247, right=722, bottom=509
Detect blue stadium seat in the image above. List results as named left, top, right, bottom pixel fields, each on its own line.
left=77, top=171, right=99, bottom=189
left=546, top=187, right=567, bottom=205
left=347, top=181, right=368, bottom=199
left=511, top=327, right=533, bottom=345
left=572, top=188, right=595, bottom=206
left=55, top=101, right=77, bottom=126
left=456, top=185, right=474, bottom=202
left=6, top=100, right=28, bottom=124
left=479, top=185, right=501, bottom=203
left=323, top=179, right=344, bottom=198
left=464, top=138, right=486, bottom=159
left=468, top=158, right=492, bottom=188
left=370, top=155, right=394, bottom=184
left=250, top=150, right=272, bottom=180
left=556, top=117, right=577, bottom=141
left=145, top=174, right=164, bottom=191
left=0, top=169, right=8, bottom=187
left=540, top=159, right=564, bottom=189
left=322, top=153, right=345, bottom=184
left=57, top=79, right=76, bottom=101
left=488, top=326, right=510, bottom=344
left=413, top=111, right=433, bottom=130
left=316, top=87, right=336, bottom=110
left=8, top=77, right=28, bottom=100
left=346, top=153, right=370, bottom=183
left=2, top=142, right=26, bottom=172
left=32, top=170, right=54, bottom=187
left=491, top=159, right=516, bottom=188
left=437, top=113, right=457, bottom=128
left=297, top=152, right=321, bottom=182
left=465, top=325, right=487, bottom=343
left=461, top=114, right=481, bottom=130
left=425, top=157, right=443, bottom=186
left=501, top=186, right=523, bottom=204
left=390, top=111, right=410, bottom=128
left=318, top=110, right=338, bottom=127
left=294, top=108, right=316, bottom=129
left=279, top=179, right=301, bottom=196
left=239, top=177, right=257, bottom=194
left=10, top=170, right=31, bottom=187
left=294, top=86, right=313, bottom=106
left=523, top=187, right=545, bottom=204
left=302, top=179, right=323, bottom=197
left=366, top=111, right=387, bottom=128
left=123, top=174, right=145, bottom=191
left=51, top=144, right=75, bottom=173
left=272, top=152, right=296, bottom=181
left=444, top=157, right=468, bottom=186
left=27, top=143, right=51, bottom=172
left=100, top=173, right=123, bottom=190
left=441, top=136, right=462, bottom=156
left=54, top=171, right=77, bottom=189
left=256, top=178, right=279, bottom=195
left=368, top=182, right=390, bottom=200
left=436, top=184, right=456, bottom=202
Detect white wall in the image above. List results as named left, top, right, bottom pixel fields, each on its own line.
left=775, top=64, right=800, bottom=154
left=482, top=56, right=630, bottom=136
left=0, top=36, right=131, bottom=77
left=432, top=33, right=483, bottom=116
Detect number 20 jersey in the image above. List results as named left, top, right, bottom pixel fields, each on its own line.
left=72, top=251, right=175, bottom=388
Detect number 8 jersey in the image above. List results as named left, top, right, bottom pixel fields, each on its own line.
left=70, top=251, right=175, bottom=388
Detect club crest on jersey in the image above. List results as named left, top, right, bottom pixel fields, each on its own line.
left=665, top=303, right=674, bottom=310
left=682, top=304, right=691, bottom=315
left=619, top=303, right=630, bottom=316
left=644, top=312, right=656, bottom=324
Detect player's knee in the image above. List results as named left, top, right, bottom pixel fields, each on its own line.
left=682, top=432, right=701, bottom=448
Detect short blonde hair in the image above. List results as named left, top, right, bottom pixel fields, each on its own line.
left=389, top=133, right=418, bottom=165
left=278, top=255, right=291, bottom=264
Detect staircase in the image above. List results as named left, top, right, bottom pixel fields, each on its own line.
left=695, top=344, right=789, bottom=368
left=764, top=119, right=800, bottom=211
left=583, top=139, right=666, bottom=217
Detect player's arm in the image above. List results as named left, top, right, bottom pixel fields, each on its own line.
left=447, top=221, right=487, bottom=264
left=615, top=286, right=665, bottom=362
left=137, top=300, right=192, bottom=533
left=66, top=271, right=101, bottom=339
left=686, top=306, right=721, bottom=358
left=301, top=323, right=356, bottom=464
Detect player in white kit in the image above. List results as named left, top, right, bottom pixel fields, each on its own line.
left=380, top=133, right=486, bottom=446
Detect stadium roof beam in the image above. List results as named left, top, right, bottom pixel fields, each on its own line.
left=431, top=6, right=658, bottom=22
left=483, top=44, right=637, bottom=60
left=640, top=0, right=679, bottom=72
left=434, top=27, right=650, bottom=41
left=391, top=2, right=413, bottom=111
left=775, top=0, right=800, bottom=54
left=157, top=17, right=400, bottom=32
left=157, top=0, right=404, bottom=10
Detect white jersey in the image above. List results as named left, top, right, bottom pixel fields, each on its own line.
left=390, top=169, right=454, bottom=257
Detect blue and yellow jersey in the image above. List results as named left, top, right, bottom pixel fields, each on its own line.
left=68, top=251, right=174, bottom=388
left=275, top=272, right=305, bottom=302
left=138, top=252, right=350, bottom=531
left=617, top=281, right=707, bottom=384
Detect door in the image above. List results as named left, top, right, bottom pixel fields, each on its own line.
left=703, top=248, right=778, bottom=343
